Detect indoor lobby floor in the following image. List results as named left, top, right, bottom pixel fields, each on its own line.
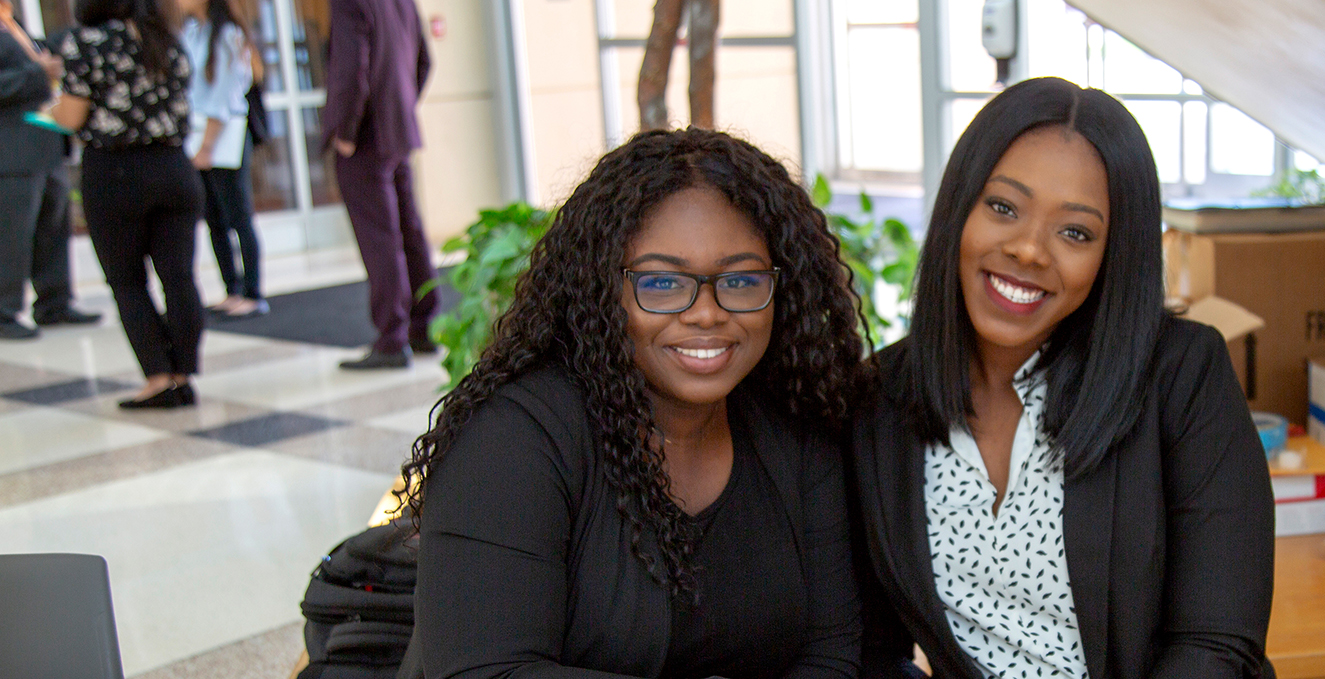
left=0, top=245, right=447, bottom=678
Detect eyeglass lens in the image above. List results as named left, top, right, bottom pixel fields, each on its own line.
left=633, top=272, right=775, bottom=312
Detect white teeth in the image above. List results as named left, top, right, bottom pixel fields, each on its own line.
left=674, top=346, right=728, bottom=359
left=989, top=274, right=1047, bottom=305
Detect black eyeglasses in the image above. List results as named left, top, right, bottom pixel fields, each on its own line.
left=623, top=268, right=780, bottom=314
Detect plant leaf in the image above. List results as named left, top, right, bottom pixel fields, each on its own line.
left=812, top=174, right=832, bottom=208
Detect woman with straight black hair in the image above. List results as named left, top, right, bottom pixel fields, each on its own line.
left=51, top=0, right=204, bottom=408
left=852, top=76, right=1275, bottom=679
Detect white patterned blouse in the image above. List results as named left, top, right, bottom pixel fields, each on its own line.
left=924, top=353, right=1090, bottom=679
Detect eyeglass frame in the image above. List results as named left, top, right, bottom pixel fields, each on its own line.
left=622, top=267, right=781, bottom=314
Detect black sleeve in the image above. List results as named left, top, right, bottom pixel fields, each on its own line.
left=415, top=394, right=643, bottom=679
left=782, top=436, right=863, bottom=679
left=0, top=46, right=48, bottom=109
left=1150, top=322, right=1276, bottom=678
left=845, top=421, right=929, bottom=679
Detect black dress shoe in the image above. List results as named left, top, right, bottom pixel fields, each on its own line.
left=339, top=349, right=411, bottom=370
left=408, top=336, right=438, bottom=355
left=118, top=386, right=185, bottom=409
left=173, top=382, right=197, bottom=405
left=0, top=321, right=39, bottom=340
left=34, top=307, right=102, bottom=326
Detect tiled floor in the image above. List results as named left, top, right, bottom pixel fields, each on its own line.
left=0, top=245, right=448, bottom=678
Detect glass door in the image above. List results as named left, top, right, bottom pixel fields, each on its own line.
left=242, top=0, right=348, bottom=252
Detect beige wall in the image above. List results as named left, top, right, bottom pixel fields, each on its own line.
left=521, top=0, right=609, bottom=206
left=409, top=0, right=803, bottom=241
left=413, top=0, right=503, bottom=243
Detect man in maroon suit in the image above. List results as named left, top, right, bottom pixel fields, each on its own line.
left=323, top=0, right=438, bottom=369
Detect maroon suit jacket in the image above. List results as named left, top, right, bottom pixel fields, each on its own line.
left=321, top=0, right=430, bottom=159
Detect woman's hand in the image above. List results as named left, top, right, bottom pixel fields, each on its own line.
left=333, top=137, right=356, bottom=157
left=191, top=146, right=213, bottom=170
left=192, top=117, right=225, bottom=169
left=48, top=92, right=90, bottom=131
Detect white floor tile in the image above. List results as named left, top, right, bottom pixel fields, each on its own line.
left=0, top=408, right=169, bottom=475
left=366, top=404, right=435, bottom=435
left=0, top=451, right=394, bottom=676
left=194, top=347, right=446, bottom=411
left=0, top=321, right=279, bottom=379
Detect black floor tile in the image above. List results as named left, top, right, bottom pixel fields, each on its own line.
left=189, top=412, right=348, bottom=448
left=2, top=378, right=136, bottom=406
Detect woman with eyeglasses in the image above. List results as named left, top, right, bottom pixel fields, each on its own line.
left=404, top=127, right=864, bottom=679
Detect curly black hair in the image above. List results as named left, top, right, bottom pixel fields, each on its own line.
left=403, top=127, right=866, bottom=597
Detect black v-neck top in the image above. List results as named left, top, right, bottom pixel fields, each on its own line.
left=664, top=415, right=805, bottom=679
left=417, top=366, right=861, bottom=679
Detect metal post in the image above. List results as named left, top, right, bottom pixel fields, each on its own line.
left=918, top=0, right=948, bottom=216
left=794, top=0, right=838, bottom=186
left=593, top=0, right=623, bottom=148
left=484, top=0, right=538, bottom=205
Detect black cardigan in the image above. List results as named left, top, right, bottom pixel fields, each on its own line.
left=851, top=317, right=1276, bottom=679
left=417, top=365, right=861, bottom=679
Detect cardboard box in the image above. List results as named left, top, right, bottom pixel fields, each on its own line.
left=1165, top=229, right=1325, bottom=426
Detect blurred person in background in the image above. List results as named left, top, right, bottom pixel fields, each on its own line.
left=51, top=0, right=205, bottom=409
left=180, top=0, right=266, bottom=319
left=323, top=0, right=438, bottom=370
left=0, top=0, right=101, bottom=340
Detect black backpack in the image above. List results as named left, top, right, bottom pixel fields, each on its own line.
left=297, top=519, right=420, bottom=679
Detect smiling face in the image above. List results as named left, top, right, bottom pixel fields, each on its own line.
left=622, top=185, right=775, bottom=411
left=959, top=126, right=1110, bottom=365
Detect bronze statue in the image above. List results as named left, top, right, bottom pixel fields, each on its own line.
left=638, top=0, right=720, bottom=131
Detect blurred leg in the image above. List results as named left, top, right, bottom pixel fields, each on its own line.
left=30, top=166, right=75, bottom=319
left=392, top=158, right=437, bottom=346
left=0, top=174, right=42, bottom=326
left=337, top=149, right=410, bottom=354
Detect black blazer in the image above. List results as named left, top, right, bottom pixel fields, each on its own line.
left=417, top=365, right=861, bottom=679
left=0, top=28, right=64, bottom=175
left=851, top=317, right=1276, bottom=679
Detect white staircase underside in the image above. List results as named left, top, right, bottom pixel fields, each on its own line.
left=1069, top=0, right=1325, bottom=162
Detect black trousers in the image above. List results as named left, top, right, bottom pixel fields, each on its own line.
left=335, top=148, right=438, bottom=354
left=0, top=164, right=73, bottom=324
left=201, top=136, right=262, bottom=300
left=82, top=145, right=205, bottom=377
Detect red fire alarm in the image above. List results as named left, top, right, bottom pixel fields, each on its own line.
left=429, top=15, right=446, bottom=39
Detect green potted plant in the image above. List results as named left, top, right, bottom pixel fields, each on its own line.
left=426, top=202, right=553, bottom=389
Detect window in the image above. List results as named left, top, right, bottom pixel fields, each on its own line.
left=827, top=0, right=1294, bottom=204
left=832, top=0, right=922, bottom=179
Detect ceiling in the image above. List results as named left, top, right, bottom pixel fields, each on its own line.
left=1069, top=0, right=1325, bottom=162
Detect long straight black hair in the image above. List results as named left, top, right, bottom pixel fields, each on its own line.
left=75, top=0, right=182, bottom=77
left=906, top=76, right=1165, bottom=480
left=200, top=0, right=252, bottom=83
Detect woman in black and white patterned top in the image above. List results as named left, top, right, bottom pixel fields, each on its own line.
left=52, top=0, right=204, bottom=409
left=851, top=77, right=1275, bottom=679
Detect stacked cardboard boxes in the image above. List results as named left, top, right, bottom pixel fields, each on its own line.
left=1164, top=229, right=1325, bottom=427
